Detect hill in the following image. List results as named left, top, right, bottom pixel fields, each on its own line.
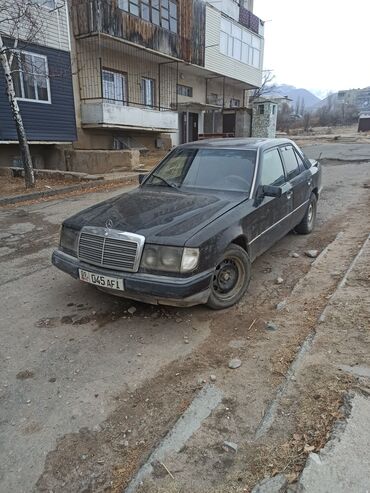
left=266, top=84, right=322, bottom=109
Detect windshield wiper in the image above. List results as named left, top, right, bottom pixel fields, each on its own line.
left=152, top=174, right=179, bottom=190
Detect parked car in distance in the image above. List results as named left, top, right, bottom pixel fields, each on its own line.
left=52, top=138, right=322, bottom=309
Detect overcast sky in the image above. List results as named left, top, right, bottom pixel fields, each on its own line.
left=253, top=0, right=370, bottom=98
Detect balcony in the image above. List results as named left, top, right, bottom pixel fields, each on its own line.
left=71, top=0, right=205, bottom=66
left=81, top=101, right=178, bottom=132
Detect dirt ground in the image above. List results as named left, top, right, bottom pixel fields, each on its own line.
left=0, top=143, right=369, bottom=493
left=0, top=175, right=87, bottom=198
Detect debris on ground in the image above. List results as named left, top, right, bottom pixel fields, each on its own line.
left=127, top=306, right=137, bottom=315
left=290, top=252, right=300, bottom=258
left=251, top=474, right=287, bottom=493
left=276, top=277, right=284, bottom=285
left=223, top=441, right=238, bottom=453
left=276, top=301, right=287, bottom=311
left=266, top=321, right=279, bottom=331
left=228, top=358, right=242, bottom=369
left=305, top=249, right=319, bottom=258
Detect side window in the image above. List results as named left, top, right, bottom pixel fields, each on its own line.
left=281, top=145, right=300, bottom=180
left=293, top=148, right=306, bottom=172
left=260, top=149, right=285, bottom=187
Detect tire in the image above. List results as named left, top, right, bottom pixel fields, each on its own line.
left=207, top=244, right=251, bottom=310
left=295, top=193, right=317, bottom=235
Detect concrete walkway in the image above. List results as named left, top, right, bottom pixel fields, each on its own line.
left=297, top=235, right=370, bottom=493
left=299, top=395, right=370, bottom=493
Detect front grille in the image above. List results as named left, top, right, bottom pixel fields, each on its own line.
left=78, top=227, right=145, bottom=272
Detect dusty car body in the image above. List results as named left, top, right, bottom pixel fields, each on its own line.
left=52, top=138, right=322, bottom=309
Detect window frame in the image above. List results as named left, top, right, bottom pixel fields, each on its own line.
left=142, top=77, right=156, bottom=108
left=102, top=67, right=128, bottom=105
left=259, top=147, right=287, bottom=188
left=118, top=0, right=178, bottom=33
left=35, top=0, right=57, bottom=10
left=177, top=84, right=193, bottom=97
left=219, top=16, right=262, bottom=68
left=12, top=50, right=51, bottom=104
left=280, top=145, right=301, bottom=181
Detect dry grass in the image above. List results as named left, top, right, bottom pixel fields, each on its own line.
left=241, top=371, right=353, bottom=491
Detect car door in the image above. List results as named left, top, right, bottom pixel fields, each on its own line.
left=279, top=145, right=311, bottom=228
left=248, top=147, right=293, bottom=259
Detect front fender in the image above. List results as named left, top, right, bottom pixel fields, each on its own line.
left=195, top=223, right=249, bottom=272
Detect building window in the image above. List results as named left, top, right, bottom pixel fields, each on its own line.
left=12, top=51, right=50, bottom=103
left=177, top=84, right=193, bottom=97
left=35, top=0, right=57, bottom=9
left=272, top=105, right=276, bottom=115
left=258, top=104, right=264, bottom=115
left=142, top=77, right=155, bottom=107
left=118, top=0, right=178, bottom=33
left=220, top=16, right=261, bottom=68
left=230, top=98, right=240, bottom=108
left=102, top=69, right=128, bottom=104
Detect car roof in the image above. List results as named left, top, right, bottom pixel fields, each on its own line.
left=178, top=137, right=295, bottom=151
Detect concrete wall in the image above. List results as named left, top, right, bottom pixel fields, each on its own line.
left=0, top=144, right=72, bottom=170
left=251, top=102, right=278, bottom=138
left=65, top=149, right=140, bottom=174
left=81, top=102, right=178, bottom=132
left=235, top=109, right=252, bottom=137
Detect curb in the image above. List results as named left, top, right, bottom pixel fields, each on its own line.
left=0, top=175, right=139, bottom=206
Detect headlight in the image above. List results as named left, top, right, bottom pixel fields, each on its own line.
left=59, top=225, right=79, bottom=256
left=181, top=248, right=199, bottom=272
left=141, top=245, right=199, bottom=273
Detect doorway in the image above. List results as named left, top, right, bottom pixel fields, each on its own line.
left=223, top=112, right=236, bottom=135
left=188, top=113, right=199, bottom=141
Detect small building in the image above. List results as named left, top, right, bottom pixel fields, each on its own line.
left=0, top=2, right=77, bottom=169
left=251, top=98, right=277, bottom=138
left=358, top=112, right=370, bottom=132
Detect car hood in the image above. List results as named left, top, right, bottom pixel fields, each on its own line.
left=64, top=186, right=248, bottom=246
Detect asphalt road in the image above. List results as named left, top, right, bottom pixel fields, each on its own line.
left=0, top=149, right=369, bottom=492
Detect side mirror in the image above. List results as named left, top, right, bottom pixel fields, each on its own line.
left=260, top=185, right=282, bottom=198
left=139, top=173, right=148, bottom=185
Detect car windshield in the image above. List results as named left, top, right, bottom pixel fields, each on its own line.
left=144, top=147, right=257, bottom=193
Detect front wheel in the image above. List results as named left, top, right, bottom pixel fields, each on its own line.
left=295, top=193, right=317, bottom=235
left=207, top=244, right=251, bottom=310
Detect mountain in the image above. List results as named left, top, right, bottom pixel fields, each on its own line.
left=265, top=84, right=322, bottom=109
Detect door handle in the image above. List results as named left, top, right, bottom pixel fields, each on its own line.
left=286, top=192, right=293, bottom=200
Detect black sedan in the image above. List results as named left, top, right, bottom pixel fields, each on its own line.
left=52, top=138, right=322, bottom=309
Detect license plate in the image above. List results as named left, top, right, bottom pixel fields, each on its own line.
left=79, top=269, right=124, bottom=291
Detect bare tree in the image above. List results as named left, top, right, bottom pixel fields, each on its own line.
left=277, top=101, right=292, bottom=134
left=251, top=70, right=276, bottom=100
left=0, top=1, right=55, bottom=188
left=303, top=111, right=311, bottom=132
left=294, top=96, right=301, bottom=116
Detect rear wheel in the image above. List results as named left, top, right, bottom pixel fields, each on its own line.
left=207, top=244, right=251, bottom=310
left=295, top=193, right=317, bottom=235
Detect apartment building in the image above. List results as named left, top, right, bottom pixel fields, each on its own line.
left=0, top=1, right=77, bottom=169
left=337, top=87, right=370, bottom=113
left=70, top=0, right=264, bottom=164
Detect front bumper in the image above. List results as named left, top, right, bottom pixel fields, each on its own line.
left=52, top=249, right=212, bottom=307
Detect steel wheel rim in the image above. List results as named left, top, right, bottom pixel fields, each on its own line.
left=212, top=255, right=245, bottom=302
left=308, top=201, right=315, bottom=225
